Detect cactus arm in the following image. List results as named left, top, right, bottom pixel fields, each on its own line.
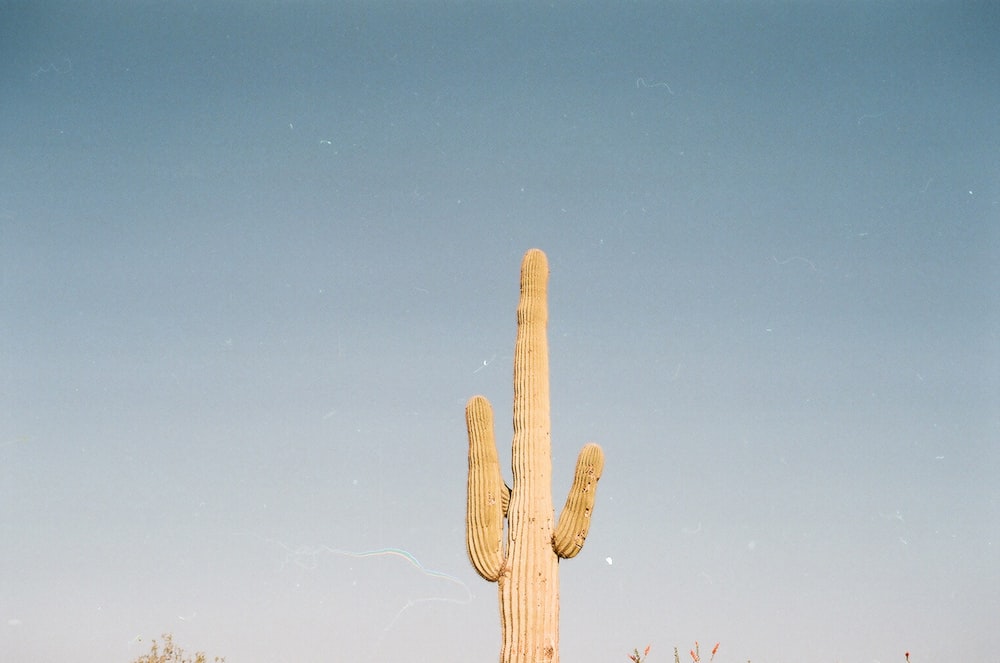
left=465, top=394, right=505, bottom=582
left=553, top=442, right=605, bottom=559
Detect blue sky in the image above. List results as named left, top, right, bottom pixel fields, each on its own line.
left=1, top=3, right=998, bottom=662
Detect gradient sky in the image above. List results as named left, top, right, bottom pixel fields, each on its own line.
left=2, top=3, right=998, bottom=663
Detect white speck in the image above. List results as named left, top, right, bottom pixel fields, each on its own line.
left=473, top=353, right=497, bottom=374
left=747, top=540, right=757, bottom=551
left=682, top=522, right=702, bottom=535
left=7, top=619, right=22, bottom=627
left=605, top=557, right=613, bottom=565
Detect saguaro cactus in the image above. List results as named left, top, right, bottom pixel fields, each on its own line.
left=465, top=248, right=605, bottom=663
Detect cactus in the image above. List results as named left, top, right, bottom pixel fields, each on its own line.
left=465, top=248, right=605, bottom=663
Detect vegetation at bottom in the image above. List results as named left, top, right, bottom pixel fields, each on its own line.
left=130, top=633, right=224, bottom=663
left=630, top=641, right=722, bottom=663
left=629, top=641, right=914, bottom=663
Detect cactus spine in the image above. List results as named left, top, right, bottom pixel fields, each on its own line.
left=465, top=248, right=605, bottom=663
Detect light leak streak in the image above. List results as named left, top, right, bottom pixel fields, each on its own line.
left=268, top=539, right=473, bottom=636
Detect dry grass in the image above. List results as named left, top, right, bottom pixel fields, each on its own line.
left=130, top=633, right=224, bottom=663
left=628, top=641, right=727, bottom=663
left=632, top=641, right=914, bottom=663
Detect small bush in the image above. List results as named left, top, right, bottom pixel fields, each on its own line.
left=130, top=633, right=224, bottom=663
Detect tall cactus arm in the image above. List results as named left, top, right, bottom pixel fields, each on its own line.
left=465, top=394, right=506, bottom=581
left=553, top=442, right=605, bottom=559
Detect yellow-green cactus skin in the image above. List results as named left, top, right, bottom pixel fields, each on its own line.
left=465, top=248, right=605, bottom=663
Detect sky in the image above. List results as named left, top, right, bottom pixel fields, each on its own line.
left=1, top=2, right=998, bottom=662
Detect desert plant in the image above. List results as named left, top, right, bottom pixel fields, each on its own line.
left=465, top=248, right=605, bottom=663
left=671, top=641, right=719, bottom=663
left=629, top=645, right=652, bottom=663
left=130, top=633, right=224, bottom=663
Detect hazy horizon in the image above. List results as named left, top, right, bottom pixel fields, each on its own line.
left=2, top=3, right=997, bottom=663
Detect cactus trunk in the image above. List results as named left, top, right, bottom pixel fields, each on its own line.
left=465, top=248, right=605, bottom=663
